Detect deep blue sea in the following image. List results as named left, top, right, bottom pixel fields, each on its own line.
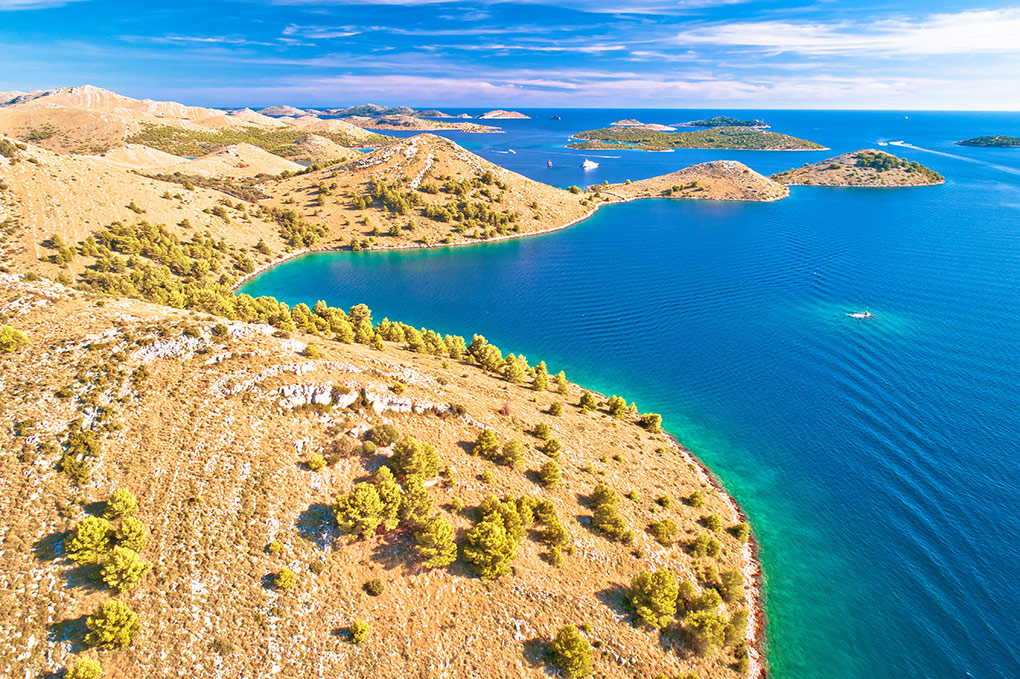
left=242, top=110, right=1020, bottom=679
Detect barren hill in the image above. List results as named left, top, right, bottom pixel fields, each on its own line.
left=0, top=273, right=760, bottom=679
left=258, top=105, right=310, bottom=117
left=604, top=161, right=789, bottom=203
left=292, top=134, right=362, bottom=164
left=479, top=110, right=531, bottom=120
left=771, top=150, right=944, bottom=187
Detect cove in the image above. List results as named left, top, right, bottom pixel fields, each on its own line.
left=241, top=140, right=1020, bottom=679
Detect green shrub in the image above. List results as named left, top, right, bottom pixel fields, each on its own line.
left=413, top=514, right=457, bottom=568
left=550, top=624, right=592, bottom=678
left=719, top=569, right=743, bottom=602
left=532, top=361, right=550, bottom=391
left=639, top=412, right=663, bottom=433
left=730, top=521, right=751, bottom=542
left=548, top=401, right=562, bottom=416
left=684, top=610, right=728, bottom=655
left=365, top=578, right=385, bottom=596
left=275, top=567, right=297, bottom=589
left=85, top=601, right=140, bottom=649
left=688, top=491, right=704, bottom=508
left=590, top=483, right=632, bottom=543
left=703, top=513, right=723, bottom=531
left=302, top=344, right=322, bottom=358
left=398, top=474, right=433, bottom=528
left=104, top=488, right=138, bottom=519
left=100, top=546, right=152, bottom=592
left=539, top=460, right=561, bottom=488
left=472, top=429, right=500, bottom=459
left=606, top=395, right=627, bottom=418
left=462, top=509, right=519, bottom=579
left=390, top=436, right=440, bottom=477
left=350, top=619, right=369, bottom=644
left=0, top=325, right=28, bottom=353
left=579, top=391, right=598, bottom=412
left=333, top=483, right=384, bottom=538
left=115, top=517, right=147, bottom=552
left=308, top=453, right=326, bottom=471
left=649, top=519, right=678, bottom=546
left=500, top=438, right=523, bottom=467
left=68, top=516, right=113, bottom=565
left=655, top=494, right=672, bottom=509
left=542, top=438, right=562, bottom=458
left=533, top=422, right=551, bottom=440
left=630, top=569, right=679, bottom=629
left=66, top=656, right=103, bottom=679
left=267, top=540, right=282, bottom=555
left=725, top=609, right=750, bottom=646
left=689, top=532, right=721, bottom=557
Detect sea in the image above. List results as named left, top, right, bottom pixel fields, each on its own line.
left=241, top=109, right=1020, bottom=679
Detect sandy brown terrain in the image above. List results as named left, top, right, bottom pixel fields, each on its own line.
left=772, top=150, right=944, bottom=187
left=601, top=161, right=790, bottom=203
left=0, top=276, right=760, bottom=679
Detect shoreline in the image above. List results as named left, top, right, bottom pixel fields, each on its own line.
left=662, top=430, right=767, bottom=679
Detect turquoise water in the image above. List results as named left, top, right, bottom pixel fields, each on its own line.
left=242, top=111, right=1020, bottom=679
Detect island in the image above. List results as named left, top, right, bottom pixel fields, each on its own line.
left=957, top=135, right=1020, bottom=147
left=0, top=85, right=763, bottom=679
left=771, top=149, right=944, bottom=186
left=599, top=161, right=789, bottom=202
left=674, top=115, right=769, bottom=129
left=609, top=119, right=677, bottom=131
left=568, top=126, right=827, bottom=151
left=479, top=109, right=531, bottom=119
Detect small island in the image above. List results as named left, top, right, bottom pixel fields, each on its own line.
left=479, top=109, right=531, bottom=119
left=568, top=126, right=826, bottom=151
left=598, top=160, right=789, bottom=203
left=342, top=114, right=502, bottom=134
left=771, top=149, right=944, bottom=186
left=957, top=135, right=1020, bottom=147
left=675, top=115, right=769, bottom=129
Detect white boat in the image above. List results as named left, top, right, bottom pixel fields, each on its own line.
left=508, top=149, right=516, bottom=154
left=847, top=309, right=873, bottom=319
left=581, top=158, right=599, bottom=170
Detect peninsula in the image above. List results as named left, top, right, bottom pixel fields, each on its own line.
left=956, top=135, right=1020, bottom=147
left=771, top=150, right=944, bottom=186
left=568, top=126, right=826, bottom=151
left=0, top=87, right=764, bottom=679
left=341, top=114, right=502, bottom=134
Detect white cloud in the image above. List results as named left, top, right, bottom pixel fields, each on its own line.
left=0, top=0, right=89, bottom=8
left=674, top=8, right=1020, bottom=55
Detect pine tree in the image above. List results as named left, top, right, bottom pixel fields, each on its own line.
left=398, top=474, right=433, bottom=528
left=579, top=391, right=598, bottom=412
left=372, top=466, right=402, bottom=531
left=532, top=361, right=550, bottom=391
left=605, top=396, right=627, bottom=418
left=85, top=601, right=140, bottom=649
left=333, top=483, right=384, bottom=538
left=550, top=624, right=593, bottom=678
left=462, top=516, right=517, bottom=579
left=390, top=436, right=440, bottom=478
left=115, top=516, right=147, bottom=552
left=472, top=429, right=500, bottom=460
left=684, top=610, right=729, bottom=655
left=104, top=488, right=138, bottom=519
left=100, top=546, right=152, bottom=592
left=68, top=516, right=113, bottom=565
left=630, top=569, right=679, bottom=629
left=274, top=567, right=297, bottom=589
left=539, top=460, right=561, bottom=488
left=500, top=438, right=523, bottom=467
left=503, top=354, right=526, bottom=383
left=413, top=514, right=457, bottom=568
left=554, top=371, right=568, bottom=395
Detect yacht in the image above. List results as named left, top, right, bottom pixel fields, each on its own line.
left=581, top=159, right=599, bottom=170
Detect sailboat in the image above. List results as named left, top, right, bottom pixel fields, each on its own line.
left=581, top=158, right=599, bottom=170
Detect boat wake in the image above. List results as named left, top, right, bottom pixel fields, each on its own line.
left=889, top=141, right=1020, bottom=177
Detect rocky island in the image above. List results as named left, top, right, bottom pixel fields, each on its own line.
left=568, top=126, right=826, bottom=151
left=771, top=150, right=944, bottom=186
left=479, top=110, right=531, bottom=119
left=341, top=114, right=501, bottom=134
left=956, top=135, right=1020, bottom=147
left=674, top=116, right=768, bottom=129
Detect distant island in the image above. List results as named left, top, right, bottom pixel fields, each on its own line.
left=957, top=135, right=1020, bottom=147
left=479, top=110, right=530, bottom=119
left=568, top=126, right=826, bottom=151
left=771, top=149, right=944, bottom=186
left=609, top=119, right=677, bottom=131
left=675, top=115, right=769, bottom=129
left=597, top=160, right=789, bottom=203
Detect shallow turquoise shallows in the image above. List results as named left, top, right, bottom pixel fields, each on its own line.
left=241, top=110, right=1020, bottom=679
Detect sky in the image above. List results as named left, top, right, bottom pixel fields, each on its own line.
left=2, top=0, right=1019, bottom=109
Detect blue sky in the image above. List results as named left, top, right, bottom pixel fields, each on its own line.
left=2, top=0, right=1019, bottom=109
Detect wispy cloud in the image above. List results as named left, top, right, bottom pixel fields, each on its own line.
left=674, top=8, right=1020, bottom=55
left=0, top=0, right=89, bottom=9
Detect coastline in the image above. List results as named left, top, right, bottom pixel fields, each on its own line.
left=232, top=199, right=770, bottom=678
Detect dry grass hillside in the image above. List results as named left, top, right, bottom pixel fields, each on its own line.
left=772, top=150, right=944, bottom=187
left=602, top=162, right=789, bottom=203
left=91, top=143, right=303, bottom=178
left=342, top=115, right=502, bottom=134
left=0, top=138, right=290, bottom=281
left=259, top=134, right=594, bottom=249
left=0, top=275, right=760, bottom=679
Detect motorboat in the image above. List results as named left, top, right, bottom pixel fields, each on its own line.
left=847, top=309, right=873, bottom=319
left=581, top=158, right=599, bottom=170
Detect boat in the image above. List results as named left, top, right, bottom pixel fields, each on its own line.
left=547, top=160, right=553, bottom=167
left=847, top=308, right=873, bottom=319
left=508, top=149, right=516, bottom=154
left=581, top=158, right=599, bottom=170
left=550, top=115, right=562, bottom=120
